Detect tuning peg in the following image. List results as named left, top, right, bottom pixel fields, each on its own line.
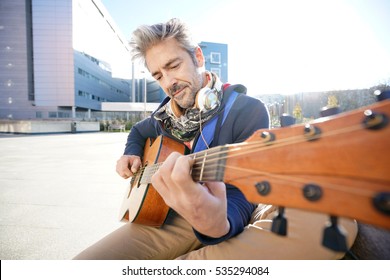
left=322, top=216, right=348, bottom=252
left=271, top=207, right=288, bottom=236
left=374, top=89, right=390, bottom=101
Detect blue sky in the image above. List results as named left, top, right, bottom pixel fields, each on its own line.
left=100, top=0, right=390, bottom=95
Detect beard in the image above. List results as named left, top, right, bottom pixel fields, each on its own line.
left=168, top=72, right=203, bottom=109
left=170, top=85, right=197, bottom=109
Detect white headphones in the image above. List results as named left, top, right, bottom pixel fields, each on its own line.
left=170, top=71, right=222, bottom=117
left=196, top=87, right=219, bottom=112
left=195, top=71, right=221, bottom=112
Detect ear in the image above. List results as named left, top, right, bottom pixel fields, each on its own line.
left=195, top=46, right=205, bottom=68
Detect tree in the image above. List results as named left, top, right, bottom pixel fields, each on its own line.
left=327, top=95, right=338, bottom=107
left=293, top=103, right=302, bottom=121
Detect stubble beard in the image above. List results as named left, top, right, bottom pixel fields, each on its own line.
left=170, top=71, right=204, bottom=110
left=174, top=88, right=197, bottom=109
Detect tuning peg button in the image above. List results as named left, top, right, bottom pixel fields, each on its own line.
left=255, top=181, right=271, bottom=196
left=304, top=124, right=321, bottom=141
left=373, top=192, right=390, bottom=215
left=302, top=184, right=323, bottom=201
left=363, top=110, right=388, bottom=130
left=374, top=90, right=390, bottom=101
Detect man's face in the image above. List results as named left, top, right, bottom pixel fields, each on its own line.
left=145, top=38, right=205, bottom=109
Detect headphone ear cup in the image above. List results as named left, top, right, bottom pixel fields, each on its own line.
left=196, top=87, right=219, bottom=112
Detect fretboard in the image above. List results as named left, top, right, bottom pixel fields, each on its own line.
left=139, top=145, right=229, bottom=184
left=191, top=145, right=228, bottom=182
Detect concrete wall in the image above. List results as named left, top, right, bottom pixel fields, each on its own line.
left=0, top=120, right=100, bottom=134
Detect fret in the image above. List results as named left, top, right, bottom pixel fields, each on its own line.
left=199, top=150, right=207, bottom=181
left=191, top=146, right=228, bottom=182
left=138, top=145, right=229, bottom=185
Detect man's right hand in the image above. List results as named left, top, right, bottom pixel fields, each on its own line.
left=116, top=155, right=142, bottom=179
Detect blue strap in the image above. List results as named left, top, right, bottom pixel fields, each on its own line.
left=194, top=91, right=239, bottom=152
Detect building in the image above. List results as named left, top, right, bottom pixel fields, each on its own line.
left=200, top=41, right=228, bottom=82
left=0, top=0, right=138, bottom=122
left=0, top=0, right=229, bottom=132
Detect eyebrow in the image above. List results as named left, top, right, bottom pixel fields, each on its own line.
left=151, top=57, right=181, bottom=78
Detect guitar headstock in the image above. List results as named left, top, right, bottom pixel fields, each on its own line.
left=223, top=99, right=390, bottom=231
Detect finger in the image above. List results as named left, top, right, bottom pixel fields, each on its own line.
left=171, top=155, right=194, bottom=184
left=151, top=152, right=181, bottom=198
left=203, top=181, right=226, bottom=199
left=116, top=156, right=134, bottom=178
left=130, top=157, right=142, bottom=173
left=154, top=153, right=181, bottom=180
left=119, top=167, right=132, bottom=178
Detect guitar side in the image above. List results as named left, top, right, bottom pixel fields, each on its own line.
left=119, top=135, right=186, bottom=227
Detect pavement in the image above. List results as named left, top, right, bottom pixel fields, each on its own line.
left=0, top=132, right=131, bottom=260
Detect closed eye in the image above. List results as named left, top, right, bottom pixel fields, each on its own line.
left=151, top=58, right=182, bottom=81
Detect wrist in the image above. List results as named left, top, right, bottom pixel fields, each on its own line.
left=196, top=218, right=230, bottom=239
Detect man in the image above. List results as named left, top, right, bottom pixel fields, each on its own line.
left=74, top=18, right=357, bottom=260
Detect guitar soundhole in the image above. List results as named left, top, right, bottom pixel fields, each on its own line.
left=373, top=192, right=390, bottom=215
left=302, top=184, right=323, bottom=201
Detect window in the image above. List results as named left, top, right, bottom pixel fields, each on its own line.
left=49, top=112, right=58, bottom=118
left=210, top=52, right=221, bottom=64
left=211, top=67, right=221, bottom=78
left=58, top=112, right=70, bottom=118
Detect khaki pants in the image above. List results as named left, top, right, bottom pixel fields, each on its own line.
left=73, top=204, right=357, bottom=260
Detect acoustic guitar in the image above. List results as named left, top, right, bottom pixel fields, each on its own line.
left=119, top=99, right=390, bottom=230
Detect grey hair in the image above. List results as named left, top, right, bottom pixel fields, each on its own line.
left=129, top=18, right=199, bottom=67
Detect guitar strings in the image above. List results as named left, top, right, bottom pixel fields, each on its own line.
left=189, top=122, right=388, bottom=198
left=191, top=122, right=363, bottom=170
left=194, top=162, right=379, bottom=197
left=195, top=122, right=388, bottom=197
left=134, top=120, right=389, bottom=198
left=141, top=122, right=378, bottom=178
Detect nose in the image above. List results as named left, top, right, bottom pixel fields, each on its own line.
left=160, top=72, right=177, bottom=92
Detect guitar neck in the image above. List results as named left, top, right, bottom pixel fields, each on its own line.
left=139, top=145, right=230, bottom=184
left=191, top=145, right=229, bottom=182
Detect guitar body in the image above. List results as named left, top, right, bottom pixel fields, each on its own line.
left=119, top=135, right=186, bottom=227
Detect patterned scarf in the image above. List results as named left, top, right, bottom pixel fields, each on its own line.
left=154, top=73, right=223, bottom=142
